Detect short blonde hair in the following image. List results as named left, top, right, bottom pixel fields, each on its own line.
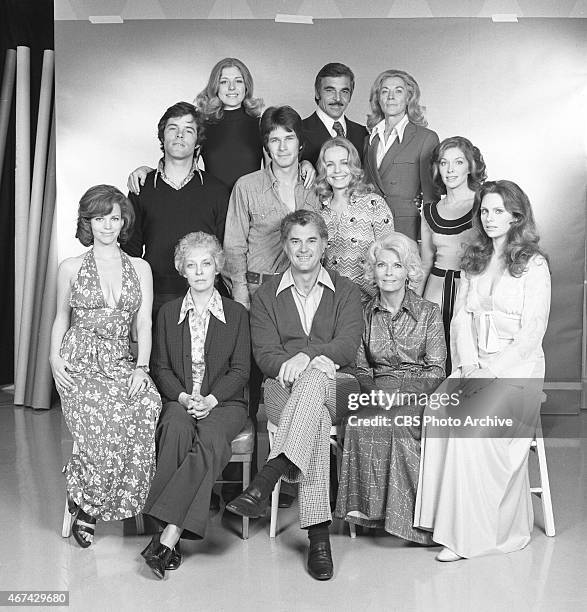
left=364, top=232, right=424, bottom=289
left=174, top=232, right=224, bottom=276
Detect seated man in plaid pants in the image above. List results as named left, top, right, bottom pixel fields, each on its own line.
left=227, top=209, right=362, bottom=581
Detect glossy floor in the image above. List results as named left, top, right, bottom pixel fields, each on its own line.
left=1, top=400, right=586, bottom=611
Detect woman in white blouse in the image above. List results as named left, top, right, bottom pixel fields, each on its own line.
left=414, top=180, right=551, bottom=561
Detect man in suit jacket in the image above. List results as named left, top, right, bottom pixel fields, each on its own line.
left=301, top=63, right=368, bottom=166
left=227, top=210, right=363, bottom=581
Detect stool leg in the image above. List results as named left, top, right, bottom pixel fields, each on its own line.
left=62, top=495, right=73, bottom=538
left=270, top=478, right=281, bottom=538
left=349, top=522, right=357, bottom=539
left=535, top=435, right=556, bottom=537
left=242, top=458, right=251, bottom=540
left=135, top=513, right=145, bottom=535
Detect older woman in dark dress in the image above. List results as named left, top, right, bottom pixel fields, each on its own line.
left=140, top=232, right=250, bottom=580
left=335, top=232, right=446, bottom=543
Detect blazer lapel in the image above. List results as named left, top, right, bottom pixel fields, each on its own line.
left=366, top=135, right=386, bottom=196
left=378, top=122, right=417, bottom=178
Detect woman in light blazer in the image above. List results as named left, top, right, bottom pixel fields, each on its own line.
left=363, top=69, right=439, bottom=241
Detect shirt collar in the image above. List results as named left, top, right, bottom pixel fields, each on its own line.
left=178, top=288, right=226, bottom=324
left=373, top=287, right=419, bottom=320
left=276, top=266, right=336, bottom=296
left=262, top=163, right=303, bottom=193
left=369, top=113, right=409, bottom=145
left=315, top=107, right=347, bottom=135
left=154, top=156, right=203, bottom=189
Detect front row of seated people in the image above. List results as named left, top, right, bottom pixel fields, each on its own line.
left=52, top=176, right=550, bottom=580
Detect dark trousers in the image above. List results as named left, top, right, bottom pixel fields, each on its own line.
left=143, top=400, right=247, bottom=539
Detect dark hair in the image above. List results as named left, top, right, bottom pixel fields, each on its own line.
left=461, top=180, right=548, bottom=277
left=195, top=57, right=263, bottom=122
left=76, top=184, right=135, bottom=247
left=260, top=105, right=304, bottom=156
left=315, top=137, right=374, bottom=200
left=314, top=62, right=355, bottom=104
left=367, top=69, right=427, bottom=129
left=431, top=136, right=487, bottom=196
left=157, top=101, right=204, bottom=154
left=280, top=209, right=328, bottom=244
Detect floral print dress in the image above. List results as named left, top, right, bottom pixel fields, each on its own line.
left=59, top=249, right=161, bottom=521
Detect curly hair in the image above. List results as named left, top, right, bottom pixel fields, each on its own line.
left=314, top=137, right=375, bottom=201
left=364, top=232, right=424, bottom=289
left=75, top=184, right=134, bottom=247
left=194, top=57, right=263, bottom=123
left=157, top=101, right=204, bottom=154
left=431, top=136, right=487, bottom=197
left=367, top=69, right=427, bottom=129
left=460, top=180, right=548, bottom=277
left=174, top=231, right=225, bottom=276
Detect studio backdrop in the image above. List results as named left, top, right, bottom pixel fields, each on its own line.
left=54, top=18, right=587, bottom=412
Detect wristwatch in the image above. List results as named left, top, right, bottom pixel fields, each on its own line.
left=136, top=364, right=150, bottom=373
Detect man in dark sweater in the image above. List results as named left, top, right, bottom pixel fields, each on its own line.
left=302, top=62, right=368, bottom=166
left=227, top=210, right=363, bottom=581
left=123, top=101, right=229, bottom=316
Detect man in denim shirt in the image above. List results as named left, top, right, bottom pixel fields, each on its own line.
left=224, top=105, right=320, bottom=310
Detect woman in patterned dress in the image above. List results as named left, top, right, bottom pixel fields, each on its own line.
left=420, top=136, right=487, bottom=370
left=315, top=136, right=394, bottom=300
left=50, top=185, right=161, bottom=548
left=335, top=232, right=446, bottom=543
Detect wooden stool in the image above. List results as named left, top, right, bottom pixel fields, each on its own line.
left=530, top=417, right=556, bottom=536
left=266, top=419, right=342, bottom=538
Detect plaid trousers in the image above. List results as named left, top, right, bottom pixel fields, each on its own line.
left=264, top=369, right=358, bottom=528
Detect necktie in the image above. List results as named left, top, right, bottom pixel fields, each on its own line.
left=332, top=121, right=344, bottom=137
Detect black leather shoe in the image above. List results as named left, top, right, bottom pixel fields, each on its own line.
left=225, top=485, right=269, bottom=518
left=278, top=492, right=295, bottom=508
left=144, top=543, right=173, bottom=580
left=141, top=535, right=181, bottom=571
left=307, top=540, right=334, bottom=581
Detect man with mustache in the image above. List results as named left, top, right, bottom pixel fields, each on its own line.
left=301, top=63, right=368, bottom=166
left=123, top=102, right=229, bottom=317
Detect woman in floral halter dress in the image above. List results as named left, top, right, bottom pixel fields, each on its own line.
left=50, top=185, right=161, bottom=548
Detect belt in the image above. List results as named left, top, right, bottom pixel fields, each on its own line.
left=431, top=266, right=460, bottom=279
left=246, top=271, right=279, bottom=285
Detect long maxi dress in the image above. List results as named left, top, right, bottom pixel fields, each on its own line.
left=414, top=255, right=551, bottom=557
left=59, top=249, right=162, bottom=521
left=334, top=288, right=446, bottom=543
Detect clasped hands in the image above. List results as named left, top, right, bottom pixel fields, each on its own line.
left=277, top=352, right=339, bottom=389
left=179, top=391, right=218, bottom=419
left=449, top=365, right=497, bottom=399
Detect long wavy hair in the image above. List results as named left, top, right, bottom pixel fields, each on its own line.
left=314, top=137, right=374, bottom=201
left=431, top=136, right=487, bottom=197
left=194, top=57, right=263, bottom=123
left=461, top=180, right=548, bottom=277
left=367, top=69, right=427, bottom=129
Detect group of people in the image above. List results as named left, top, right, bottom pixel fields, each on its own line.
left=50, top=58, right=551, bottom=581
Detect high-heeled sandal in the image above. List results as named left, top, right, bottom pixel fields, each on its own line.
left=67, top=496, right=96, bottom=548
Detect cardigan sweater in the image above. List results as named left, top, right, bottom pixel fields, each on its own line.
left=250, top=269, right=363, bottom=379
left=152, top=295, right=250, bottom=407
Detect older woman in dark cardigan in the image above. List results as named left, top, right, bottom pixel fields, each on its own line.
left=140, top=232, right=250, bottom=580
